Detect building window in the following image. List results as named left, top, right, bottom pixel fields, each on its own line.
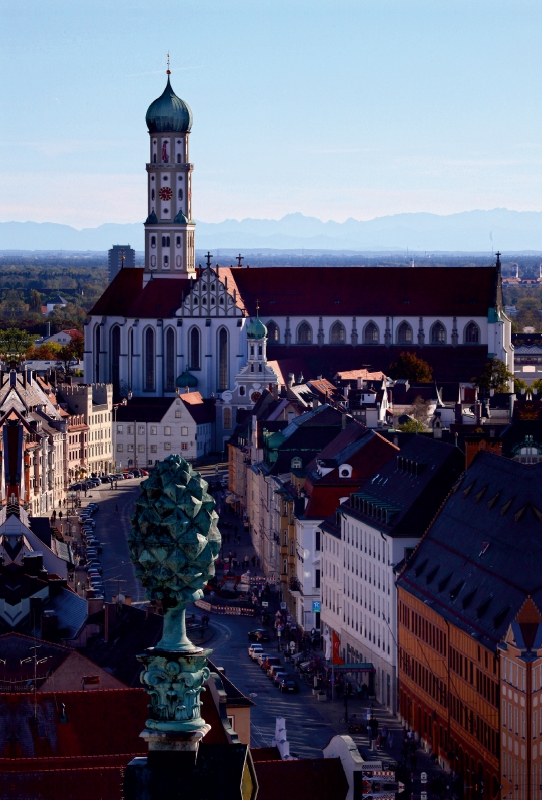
left=164, top=426, right=171, bottom=435
left=150, top=445, right=157, bottom=453
left=223, top=407, right=232, bottom=430
left=117, top=444, right=123, bottom=452
left=364, top=321, right=379, bottom=343
left=175, top=410, right=181, bottom=418
left=138, top=425, right=145, bottom=435
left=145, top=327, right=155, bottom=391
left=297, top=321, right=312, bottom=344
left=181, top=426, right=188, bottom=436
left=117, top=424, right=123, bottom=433
left=315, top=530, right=321, bottom=551
left=267, top=321, right=279, bottom=342
left=94, top=324, right=101, bottom=383
left=431, top=321, right=446, bottom=344
left=189, top=327, right=201, bottom=370
left=164, top=442, right=171, bottom=450
left=165, top=327, right=175, bottom=391
left=150, top=426, right=157, bottom=435
left=465, top=321, right=480, bottom=344
left=218, top=327, right=228, bottom=391
left=127, top=425, right=134, bottom=435
left=110, top=325, right=121, bottom=395
left=397, top=321, right=413, bottom=344
left=330, top=321, right=346, bottom=344
left=128, top=444, right=134, bottom=452
left=181, top=442, right=189, bottom=451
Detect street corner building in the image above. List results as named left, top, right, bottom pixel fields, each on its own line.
left=84, top=73, right=514, bottom=459
left=397, top=450, right=542, bottom=799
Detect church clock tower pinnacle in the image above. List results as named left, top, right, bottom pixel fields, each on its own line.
left=144, top=58, right=195, bottom=281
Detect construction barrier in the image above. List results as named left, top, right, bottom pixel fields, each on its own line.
left=195, top=599, right=255, bottom=616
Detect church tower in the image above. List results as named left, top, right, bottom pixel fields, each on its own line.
left=144, top=64, right=195, bottom=281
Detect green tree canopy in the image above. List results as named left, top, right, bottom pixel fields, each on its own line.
left=0, top=328, right=37, bottom=362
left=388, top=351, right=433, bottom=382
left=473, top=358, right=514, bottom=393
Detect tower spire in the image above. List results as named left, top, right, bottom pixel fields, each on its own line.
left=166, top=52, right=171, bottom=75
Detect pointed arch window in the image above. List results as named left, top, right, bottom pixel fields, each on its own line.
left=431, top=321, right=446, bottom=344
left=94, top=325, right=101, bottom=383
left=465, top=321, right=480, bottom=344
left=397, top=321, right=413, bottom=344
left=144, top=327, right=155, bottom=391
left=190, top=327, right=201, bottom=370
left=267, top=321, right=279, bottom=342
left=330, top=321, right=346, bottom=344
left=110, top=325, right=121, bottom=396
left=165, top=327, right=175, bottom=391
left=297, top=321, right=312, bottom=344
left=364, top=321, right=379, bottom=344
left=218, top=327, right=228, bottom=391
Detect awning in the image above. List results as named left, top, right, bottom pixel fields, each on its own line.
left=325, top=662, right=376, bottom=673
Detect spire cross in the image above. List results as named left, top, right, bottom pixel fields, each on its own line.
left=256, top=298, right=260, bottom=315
left=205, top=251, right=213, bottom=269
left=236, top=253, right=244, bottom=268
left=167, top=53, right=171, bottom=75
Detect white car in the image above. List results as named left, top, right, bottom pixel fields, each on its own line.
left=257, top=652, right=271, bottom=667
left=248, top=644, right=264, bottom=659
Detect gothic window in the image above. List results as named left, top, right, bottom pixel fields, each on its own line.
left=165, top=327, right=175, bottom=391
left=223, top=407, right=232, bottom=430
left=330, top=321, right=346, bottom=344
left=431, top=321, right=446, bottom=344
left=94, top=324, right=101, bottom=383
left=465, top=321, right=480, bottom=344
left=397, top=321, right=413, bottom=344
left=128, top=327, right=133, bottom=389
left=110, top=325, right=120, bottom=397
left=189, top=327, right=201, bottom=370
left=218, top=327, right=228, bottom=391
left=267, top=321, right=279, bottom=342
left=144, top=327, right=155, bottom=391
left=364, top=321, right=379, bottom=344
left=297, top=321, right=312, bottom=344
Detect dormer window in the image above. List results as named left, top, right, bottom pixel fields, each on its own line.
left=291, top=457, right=302, bottom=469
left=339, top=464, right=353, bottom=478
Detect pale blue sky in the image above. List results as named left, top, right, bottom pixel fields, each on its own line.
left=1, top=0, right=541, bottom=227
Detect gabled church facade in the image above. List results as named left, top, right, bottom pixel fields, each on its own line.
left=85, top=72, right=514, bottom=456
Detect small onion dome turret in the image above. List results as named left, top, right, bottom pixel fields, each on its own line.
left=176, top=369, right=198, bottom=389
left=246, top=312, right=267, bottom=340
left=146, top=77, right=193, bottom=134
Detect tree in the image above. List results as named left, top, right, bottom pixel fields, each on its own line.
left=399, top=418, right=422, bottom=433
left=58, top=332, right=84, bottom=372
left=473, top=358, right=514, bottom=393
left=27, top=341, right=62, bottom=360
left=514, top=377, right=528, bottom=393
left=29, top=290, right=42, bottom=311
left=407, top=395, right=432, bottom=428
left=0, top=327, right=37, bottom=363
left=388, top=351, right=433, bottom=382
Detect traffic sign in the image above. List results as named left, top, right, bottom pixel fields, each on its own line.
left=421, top=773, right=428, bottom=784
left=289, top=641, right=296, bottom=652
left=312, top=600, right=321, bottom=612
left=261, top=601, right=268, bottom=607
left=421, top=793, right=427, bottom=800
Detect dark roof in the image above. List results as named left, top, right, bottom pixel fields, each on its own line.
left=267, top=344, right=489, bottom=384
left=500, top=420, right=542, bottom=457
left=253, top=757, right=349, bottom=800
left=229, top=266, right=497, bottom=317
left=344, top=435, right=464, bottom=538
left=0, top=633, right=71, bottom=689
left=397, top=451, right=542, bottom=647
left=180, top=392, right=216, bottom=424
left=89, top=269, right=190, bottom=318
left=116, top=396, right=174, bottom=423
left=27, top=516, right=52, bottom=548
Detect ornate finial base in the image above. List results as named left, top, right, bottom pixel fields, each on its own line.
left=138, top=648, right=212, bottom=733
left=141, top=725, right=211, bottom=753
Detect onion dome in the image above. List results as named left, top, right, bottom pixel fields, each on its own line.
left=174, top=209, right=189, bottom=224
left=176, top=369, right=198, bottom=388
left=145, top=209, right=158, bottom=224
left=146, top=77, right=193, bottom=134
left=246, top=311, right=267, bottom=340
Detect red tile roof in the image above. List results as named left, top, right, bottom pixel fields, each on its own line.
left=253, top=757, right=349, bottom=800
left=90, top=266, right=497, bottom=319
left=180, top=391, right=216, bottom=424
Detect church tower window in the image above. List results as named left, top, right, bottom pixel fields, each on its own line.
left=397, top=321, right=413, bottom=344
left=297, top=321, right=312, bottom=344
left=431, top=321, right=446, bottom=344
left=267, top=321, right=279, bottom=342
left=145, top=327, right=155, bottom=391
left=218, top=327, right=228, bottom=391
left=110, top=325, right=121, bottom=397
left=165, top=327, right=175, bottom=391
left=190, top=327, right=201, bottom=370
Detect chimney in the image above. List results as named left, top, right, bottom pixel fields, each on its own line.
left=145, top=604, right=156, bottom=620
left=474, top=400, right=482, bottom=425
left=454, top=402, right=462, bottom=425
left=23, top=553, right=43, bottom=576
left=312, top=397, right=319, bottom=410
left=288, top=373, right=294, bottom=389
left=104, top=602, right=117, bottom=642
left=124, top=595, right=132, bottom=606
left=46, top=321, right=51, bottom=338
left=40, top=610, right=59, bottom=642
left=287, top=411, right=295, bottom=425
left=87, top=596, right=104, bottom=615
left=29, top=596, right=42, bottom=628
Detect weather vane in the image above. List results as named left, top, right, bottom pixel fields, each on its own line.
left=167, top=52, right=171, bottom=75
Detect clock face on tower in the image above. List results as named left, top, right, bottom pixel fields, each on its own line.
left=159, top=187, right=173, bottom=201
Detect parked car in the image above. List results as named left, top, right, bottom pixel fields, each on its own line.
left=247, top=629, right=271, bottom=642
left=272, top=670, right=288, bottom=687
left=69, top=483, right=84, bottom=491
left=280, top=679, right=299, bottom=694
left=122, top=472, right=134, bottom=479
left=263, top=657, right=281, bottom=673
left=268, top=665, right=285, bottom=680
left=248, top=644, right=264, bottom=659
left=256, top=652, right=271, bottom=667
left=140, top=469, right=149, bottom=476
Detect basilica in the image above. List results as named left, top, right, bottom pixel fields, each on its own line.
left=85, top=72, right=513, bottom=451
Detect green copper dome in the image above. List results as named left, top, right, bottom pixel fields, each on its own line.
left=146, top=77, right=193, bottom=134
left=176, top=369, right=198, bottom=388
left=246, top=313, right=267, bottom=340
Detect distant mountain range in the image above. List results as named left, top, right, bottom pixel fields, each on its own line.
left=1, top=209, right=542, bottom=253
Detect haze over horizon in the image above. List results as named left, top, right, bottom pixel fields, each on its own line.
left=1, top=1, right=542, bottom=230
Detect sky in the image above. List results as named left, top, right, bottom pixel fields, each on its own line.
left=1, top=0, right=542, bottom=228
